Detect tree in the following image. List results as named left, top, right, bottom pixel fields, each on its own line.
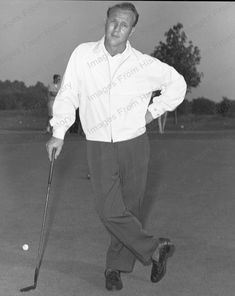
left=0, top=79, right=48, bottom=110
left=151, top=23, right=203, bottom=124
left=191, top=97, right=216, bottom=115
left=217, top=96, right=232, bottom=117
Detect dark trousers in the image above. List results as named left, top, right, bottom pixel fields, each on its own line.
left=86, top=133, right=159, bottom=272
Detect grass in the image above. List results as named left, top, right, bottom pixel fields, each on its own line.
left=1, top=132, right=235, bottom=296
left=1, top=109, right=235, bottom=131
left=0, top=109, right=48, bottom=130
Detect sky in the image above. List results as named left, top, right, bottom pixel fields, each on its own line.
left=0, top=1, right=235, bottom=102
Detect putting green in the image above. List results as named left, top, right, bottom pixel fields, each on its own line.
left=0, top=131, right=235, bottom=295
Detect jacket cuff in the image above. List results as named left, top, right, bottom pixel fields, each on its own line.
left=52, top=128, right=67, bottom=140
left=147, top=103, right=165, bottom=119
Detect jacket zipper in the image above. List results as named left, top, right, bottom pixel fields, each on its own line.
left=107, top=54, right=131, bottom=143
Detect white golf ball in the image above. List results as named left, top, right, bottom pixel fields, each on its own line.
left=22, top=244, right=29, bottom=251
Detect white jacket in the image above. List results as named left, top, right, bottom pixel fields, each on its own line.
left=51, top=37, right=187, bottom=142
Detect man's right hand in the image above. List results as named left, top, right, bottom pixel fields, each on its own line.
left=46, top=136, right=64, bottom=161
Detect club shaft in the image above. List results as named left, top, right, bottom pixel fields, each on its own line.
left=35, top=148, right=56, bottom=284
left=20, top=148, right=57, bottom=292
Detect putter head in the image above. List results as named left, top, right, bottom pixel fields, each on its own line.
left=20, top=267, right=39, bottom=292
left=20, top=284, right=36, bottom=292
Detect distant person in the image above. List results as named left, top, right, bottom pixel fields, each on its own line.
left=46, top=74, right=61, bottom=133
left=46, top=2, right=186, bottom=291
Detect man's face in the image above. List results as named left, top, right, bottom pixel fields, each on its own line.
left=105, top=8, right=135, bottom=47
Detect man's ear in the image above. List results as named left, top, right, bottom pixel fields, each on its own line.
left=129, top=27, right=135, bottom=37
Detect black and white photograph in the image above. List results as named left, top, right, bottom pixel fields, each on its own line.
left=0, top=1, right=235, bottom=295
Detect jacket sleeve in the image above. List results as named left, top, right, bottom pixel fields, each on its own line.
left=50, top=48, right=81, bottom=139
left=147, top=58, right=187, bottom=119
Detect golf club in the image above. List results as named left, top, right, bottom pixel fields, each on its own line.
left=20, top=147, right=56, bottom=292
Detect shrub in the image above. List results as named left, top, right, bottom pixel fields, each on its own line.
left=216, top=97, right=233, bottom=117
left=0, top=80, right=47, bottom=111
left=191, top=97, right=216, bottom=115
left=177, top=99, right=192, bottom=115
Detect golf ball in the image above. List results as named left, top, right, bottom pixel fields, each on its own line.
left=22, top=244, right=29, bottom=251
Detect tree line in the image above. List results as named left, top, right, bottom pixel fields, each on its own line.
left=0, top=79, right=234, bottom=117
left=178, top=97, right=235, bottom=117
left=0, top=80, right=47, bottom=111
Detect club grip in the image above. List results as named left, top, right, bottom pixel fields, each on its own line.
left=51, top=147, right=56, bottom=161
left=48, top=148, right=56, bottom=185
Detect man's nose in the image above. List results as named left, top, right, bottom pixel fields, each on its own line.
left=113, top=23, right=121, bottom=33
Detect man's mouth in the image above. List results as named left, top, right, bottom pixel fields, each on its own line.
left=111, top=34, right=120, bottom=38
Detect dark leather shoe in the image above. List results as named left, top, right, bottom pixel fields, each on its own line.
left=105, top=269, right=123, bottom=291
left=151, top=238, right=175, bottom=283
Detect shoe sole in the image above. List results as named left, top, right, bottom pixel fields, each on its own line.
left=151, top=242, right=175, bottom=283
left=160, top=243, right=175, bottom=279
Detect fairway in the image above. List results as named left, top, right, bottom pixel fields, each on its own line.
left=0, top=131, right=235, bottom=296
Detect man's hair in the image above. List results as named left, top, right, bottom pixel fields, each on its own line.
left=107, top=2, right=139, bottom=27
left=53, top=74, right=61, bottom=81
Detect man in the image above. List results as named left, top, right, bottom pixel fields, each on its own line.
left=46, top=74, right=61, bottom=133
left=46, top=2, right=187, bottom=291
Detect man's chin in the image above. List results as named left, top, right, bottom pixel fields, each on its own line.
left=109, top=38, right=122, bottom=46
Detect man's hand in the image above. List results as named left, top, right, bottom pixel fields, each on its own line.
left=46, top=136, right=64, bottom=161
left=145, top=110, right=154, bottom=125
